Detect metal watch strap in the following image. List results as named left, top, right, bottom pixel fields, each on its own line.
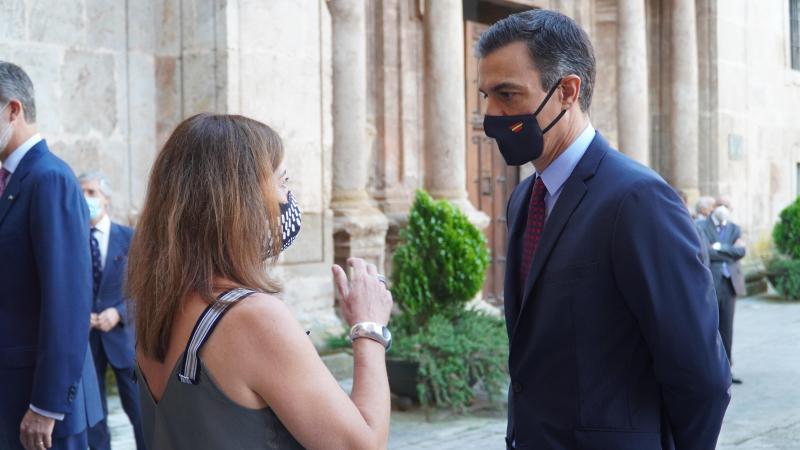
left=349, top=322, right=392, bottom=351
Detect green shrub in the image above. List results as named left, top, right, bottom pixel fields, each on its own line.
left=766, top=257, right=800, bottom=301
left=391, top=310, right=508, bottom=411
left=773, top=197, right=800, bottom=260
left=391, top=191, right=490, bottom=321
left=389, top=190, right=506, bottom=411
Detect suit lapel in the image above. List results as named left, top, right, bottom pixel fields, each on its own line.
left=505, top=175, right=534, bottom=323
left=510, top=133, right=609, bottom=343
left=0, top=142, right=47, bottom=227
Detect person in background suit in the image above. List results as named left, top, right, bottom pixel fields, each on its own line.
left=695, top=196, right=716, bottom=221
left=477, top=10, right=731, bottom=449
left=0, top=61, right=102, bottom=450
left=79, top=172, right=144, bottom=450
left=697, top=198, right=747, bottom=384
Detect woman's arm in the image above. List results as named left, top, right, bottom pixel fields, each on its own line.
left=238, top=258, right=392, bottom=450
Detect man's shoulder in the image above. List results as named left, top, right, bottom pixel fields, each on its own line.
left=27, top=144, right=79, bottom=186
left=598, top=147, right=664, bottom=186
left=592, top=147, right=674, bottom=200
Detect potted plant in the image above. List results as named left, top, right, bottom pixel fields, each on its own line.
left=768, top=196, right=800, bottom=301
left=388, top=190, right=508, bottom=411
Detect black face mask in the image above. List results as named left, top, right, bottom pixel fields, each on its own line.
left=483, top=79, right=566, bottom=166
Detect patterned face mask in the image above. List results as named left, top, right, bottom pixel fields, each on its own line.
left=277, top=190, right=301, bottom=252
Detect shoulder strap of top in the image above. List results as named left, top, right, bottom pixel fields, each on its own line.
left=177, top=288, right=257, bottom=385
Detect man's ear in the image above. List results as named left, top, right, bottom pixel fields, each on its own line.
left=559, top=75, right=582, bottom=109
left=7, top=99, right=24, bottom=123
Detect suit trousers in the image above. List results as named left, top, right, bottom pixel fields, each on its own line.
left=88, top=332, right=145, bottom=450
left=717, top=278, right=736, bottom=366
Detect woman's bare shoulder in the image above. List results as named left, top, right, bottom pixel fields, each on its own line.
left=221, top=292, right=306, bottom=344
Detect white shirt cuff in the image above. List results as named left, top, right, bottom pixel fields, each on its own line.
left=29, top=404, right=65, bottom=421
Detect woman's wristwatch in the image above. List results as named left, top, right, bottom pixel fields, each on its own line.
left=349, top=322, right=392, bottom=351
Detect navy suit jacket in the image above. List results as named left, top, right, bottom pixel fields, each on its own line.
left=504, top=133, right=731, bottom=450
left=0, top=140, right=103, bottom=441
left=91, top=222, right=135, bottom=369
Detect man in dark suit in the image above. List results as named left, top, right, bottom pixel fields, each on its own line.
left=697, top=199, right=746, bottom=384
left=78, top=172, right=144, bottom=449
left=477, top=11, right=731, bottom=450
left=0, top=61, right=103, bottom=449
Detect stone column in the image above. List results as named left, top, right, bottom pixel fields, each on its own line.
left=423, top=0, right=488, bottom=228
left=616, top=0, right=649, bottom=165
left=329, top=0, right=389, bottom=268
left=670, top=0, right=700, bottom=202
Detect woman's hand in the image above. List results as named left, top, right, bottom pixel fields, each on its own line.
left=332, top=258, right=393, bottom=326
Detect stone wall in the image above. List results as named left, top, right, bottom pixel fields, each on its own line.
left=712, top=0, right=800, bottom=254
left=0, top=0, right=157, bottom=221
left=0, top=0, right=343, bottom=341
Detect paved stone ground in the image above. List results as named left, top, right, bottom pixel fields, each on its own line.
left=110, top=294, right=800, bottom=449
left=716, top=295, right=800, bottom=449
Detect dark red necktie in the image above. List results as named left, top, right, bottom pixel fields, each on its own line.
left=520, top=176, right=547, bottom=288
left=0, top=167, right=9, bottom=198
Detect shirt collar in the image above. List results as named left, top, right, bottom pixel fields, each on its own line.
left=2, top=133, right=42, bottom=174
left=93, top=214, right=111, bottom=235
left=711, top=215, right=727, bottom=228
left=536, top=123, right=595, bottom=195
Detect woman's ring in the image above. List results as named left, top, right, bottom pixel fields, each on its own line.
left=376, top=274, right=388, bottom=287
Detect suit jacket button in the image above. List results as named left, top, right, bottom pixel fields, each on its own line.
left=512, top=382, right=523, bottom=393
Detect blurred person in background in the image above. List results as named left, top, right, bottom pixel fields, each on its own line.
left=697, top=197, right=747, bottom=384
left=695, top=196, right=716, bottom=221
left=78, top=172, right=144, bottom=450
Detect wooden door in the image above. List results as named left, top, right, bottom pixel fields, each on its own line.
left=465, top=20, right=520, bottom=306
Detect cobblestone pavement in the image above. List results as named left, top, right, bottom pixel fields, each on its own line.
left=110, top=294, right=800, bottom=449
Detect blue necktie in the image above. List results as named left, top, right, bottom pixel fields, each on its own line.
left=90, top=228, right=103, bottom=298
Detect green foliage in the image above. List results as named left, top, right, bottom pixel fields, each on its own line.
left=391, top=191, right=491, bottom=321
left=766, top=257, right=800, bottom=301
left=773, top=197, right=800, bottom=260
left=391, top=311, right=509, bottom=411
left=388, top=190, right=505, bottom=411
left=324, top=331, right=351, bottom=351
left=771, top=198, right=800, bottom=301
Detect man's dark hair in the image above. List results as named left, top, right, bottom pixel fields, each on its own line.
left=0, top=61, right=36, bottom=123
left=477, top=9, right=596, bottom=112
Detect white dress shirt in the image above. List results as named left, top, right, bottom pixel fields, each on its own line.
left=535, top=122, right=596, bottom=220
left=92, top=214, right=111, bottom=270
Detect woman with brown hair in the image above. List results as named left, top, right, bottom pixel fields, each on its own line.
left=129, top=113, right=393, bottom=449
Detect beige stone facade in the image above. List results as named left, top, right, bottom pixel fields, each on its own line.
left=3, top=0, right=799, bottom=338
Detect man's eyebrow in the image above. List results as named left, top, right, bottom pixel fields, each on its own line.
left=479, top=82, right=526, bottom=95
